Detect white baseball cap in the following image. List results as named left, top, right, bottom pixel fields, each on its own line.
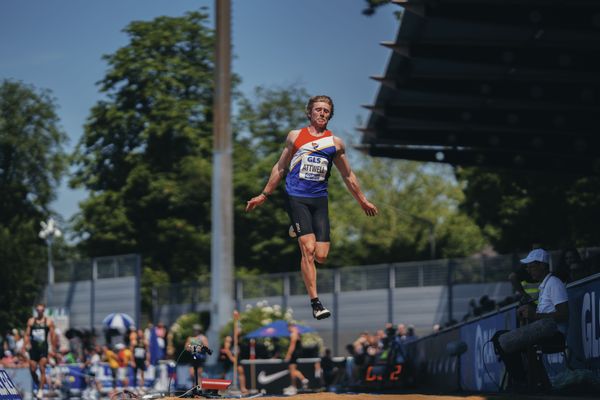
left=520, top=248, right=550, bottom=264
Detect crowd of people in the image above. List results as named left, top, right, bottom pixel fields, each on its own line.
left=343, top=323, right=418, bottom=388
left=0, top=306, right=172, bottom=399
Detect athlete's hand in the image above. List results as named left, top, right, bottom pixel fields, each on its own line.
left=361, top=200, right=378, bottom=217
left=245, top=194, right=267, bottom=212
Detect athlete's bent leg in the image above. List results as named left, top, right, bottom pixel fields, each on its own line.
left=299, top=236, right=331, bottom=320
left=298, top=234, right=318, bottom=299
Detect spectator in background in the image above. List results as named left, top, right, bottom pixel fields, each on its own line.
left=59, top=347, right=77, bottom=364
left=1, top=350, right=17, bottom=368
left=233, top=334, right=250, bottom=395
left=4, top=330, right=16, bottom=354
left=116, top=343, right=132, bottom=389
left=25, top=303, right=56, bottom=399
left=321, top=348, right=342, bottom=390
left=479, top=295, right=497, bottom=314
left=155, top=322, right=167, bottom=360
left=405, top=325, right=418, bottom=344
left=131, top=329, right=150, bottom=391
left=186, top=324, right=209, bottom=385
left=509, top=266, right=539, bottom=304
left=555, top=247, right=584, bottom=282
left=82, top=346, right=103, bottom=396
left=219, top=336, right=235, bottom=381
left=102, top=345, right=119, bottom=392
left=509, top=244, right=544, bottom=304
left=283, top=324, right=309, bottom=396
left=493, top=248, right=569, bottom=391
left=13, top=329, right=25, bottom=357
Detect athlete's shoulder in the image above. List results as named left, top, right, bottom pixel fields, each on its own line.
left=333, top=135, right=346, bottom=151
left=286, top=129, right=302, bottom=144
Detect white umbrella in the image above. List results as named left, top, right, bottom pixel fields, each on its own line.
left=102, top=313, right=135, bottom=333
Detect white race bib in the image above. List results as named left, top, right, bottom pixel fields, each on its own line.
left=32, top=328, right=46, bottom=343
left=134, top=347, right=146, bottom=359
left=299, top=155, right=328, bottom=181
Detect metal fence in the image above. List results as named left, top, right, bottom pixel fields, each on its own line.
left=233, top=254, right=517, bottom=300
left=53, top=254, right=140, bottom=282
left=48, top=254, right=141, bottom=332
left=154, top=246, right=600, bottom=321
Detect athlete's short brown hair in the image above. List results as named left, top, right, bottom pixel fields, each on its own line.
left=306, top=95, right=334, bottom=120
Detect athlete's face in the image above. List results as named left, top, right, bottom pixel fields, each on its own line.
left=35, top=305, right=45, bottom=317
left=309, top=101, right=332, bottom=129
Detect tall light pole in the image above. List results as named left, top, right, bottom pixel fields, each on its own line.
left=39, top=218, right=62, bottom=306
left=209, top=0, right=234, bottom=363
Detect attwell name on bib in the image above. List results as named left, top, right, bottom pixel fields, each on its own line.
left=299, top=155, right=328, bottom=181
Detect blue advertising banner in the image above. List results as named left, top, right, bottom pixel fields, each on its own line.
left=405, top=327, right=461, bottom=392
left=566, top=274, right=600, bottom=371
left=0, top=369, right=22, bottom=400
left=459, top=306, right=517, bottom=392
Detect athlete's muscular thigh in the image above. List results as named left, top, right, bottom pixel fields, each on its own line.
left=298, top=234, right=317, bottom=258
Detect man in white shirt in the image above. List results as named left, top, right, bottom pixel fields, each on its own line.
left=493, top=248, right=569, bottom=390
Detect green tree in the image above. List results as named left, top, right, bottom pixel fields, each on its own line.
left=327, top=158, right=487, bottom=266
left=457, top=167, right=600, bottom=252
left=0, top=80, right=67, bottom=333
left=71, top=11, right=216, bottom=283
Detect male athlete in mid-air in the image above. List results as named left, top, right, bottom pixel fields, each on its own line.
left=245, top=95, right=378, bottom=320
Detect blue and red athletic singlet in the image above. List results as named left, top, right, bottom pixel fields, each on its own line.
left=285, top=127, right=337, bottom=198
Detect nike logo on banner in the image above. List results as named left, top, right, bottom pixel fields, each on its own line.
left=257, top=370, right=289, bottom=384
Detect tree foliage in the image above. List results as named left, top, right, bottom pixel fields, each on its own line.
left=327, top=158, right=487, bottom=266
left=71, top=11, right=216, bottom=282
left=362, top=0, right=403, bottom=18
left=0, top=79, right=67, bottom=332
left=457, top=167, right=600, bottom=252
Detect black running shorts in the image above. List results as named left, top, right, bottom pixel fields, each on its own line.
left=29, top=347, right=48, bottom=362
left=285, top=195, right=330, bottom=242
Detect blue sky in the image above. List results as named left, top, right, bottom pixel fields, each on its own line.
left=0, top=0, right=398, bottom=224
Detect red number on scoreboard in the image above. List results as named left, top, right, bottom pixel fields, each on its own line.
left=389, top=365, right=402, bottom=381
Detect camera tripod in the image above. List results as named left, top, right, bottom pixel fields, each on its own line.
left=185, top=344, right=232, bottom=398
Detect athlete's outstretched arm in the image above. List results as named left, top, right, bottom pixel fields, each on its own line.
left=245, top=131, right=297, bottom=212
left=333, top=137, right=378, bottom=217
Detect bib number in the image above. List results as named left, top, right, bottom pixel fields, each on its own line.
left=134, top=347, right=146, bottom=359
left=32, top=328, right=46, bottom=343
left=299, top=155, right=328, bottom=181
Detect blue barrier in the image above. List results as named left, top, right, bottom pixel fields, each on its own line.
left=4, top=362, right=172, bottom=397
left=404, top=272, right=600, bottom=392
left=0, top=369, right=22, bottom=400
left=459, top=306, right=516, bottom=391
left=566, top=274, right=600, bottom=370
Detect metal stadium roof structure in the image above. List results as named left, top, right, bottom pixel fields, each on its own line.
left=361, top=0, right=600, bottom=175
